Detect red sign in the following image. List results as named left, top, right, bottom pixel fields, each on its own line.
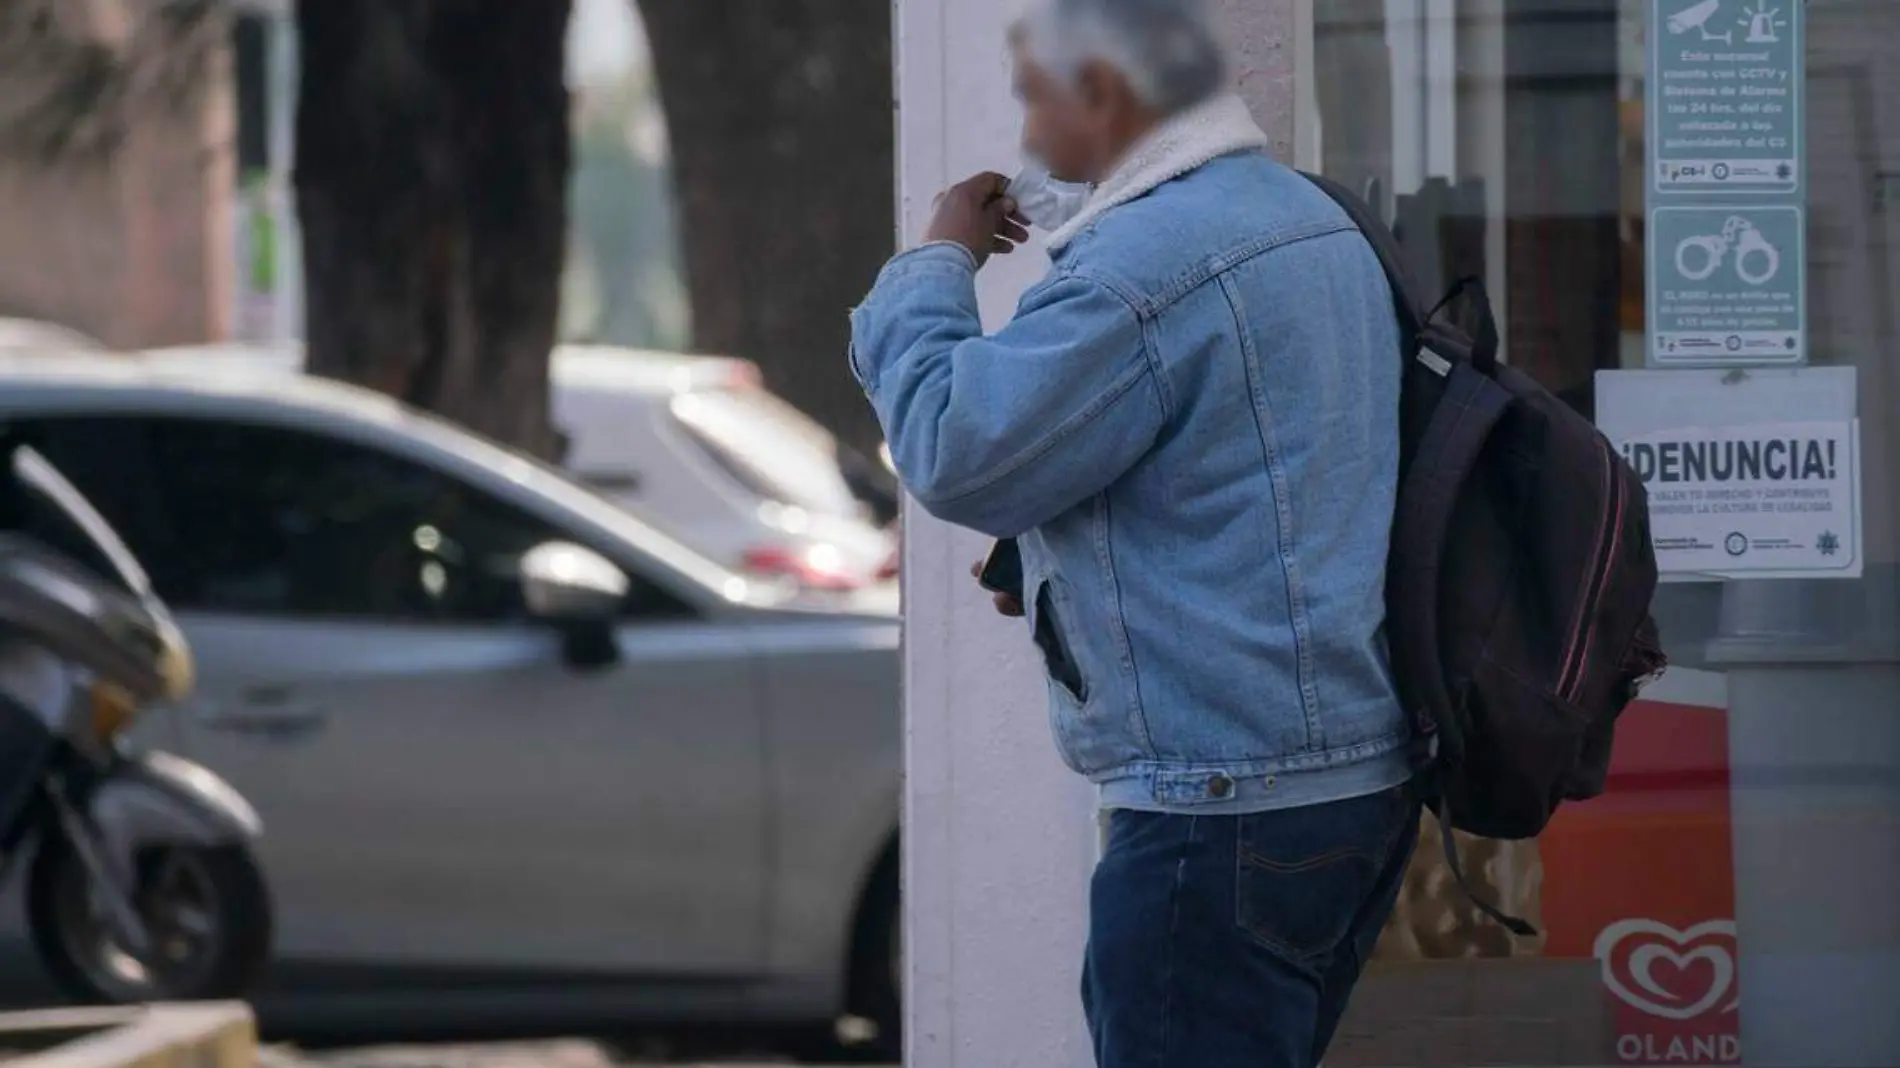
left=1541, top=671, right=1742, bottom=1064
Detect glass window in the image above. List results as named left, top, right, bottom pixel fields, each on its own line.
left=148, top=419, right=553, bottom=620
left=27, top=417, right=691, bottom=624
left=232, top=15, right=272, bottom=176
left=1314, top=2, right=1898, bottom=1065
left=669, top=385, right=870, bottom=522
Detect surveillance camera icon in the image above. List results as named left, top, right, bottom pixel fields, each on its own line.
left=1668, top=0, right=1734, bottom=42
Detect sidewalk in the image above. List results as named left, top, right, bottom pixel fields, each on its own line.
left=1324, top=959, right=1608, bottom=1068
left=263, top=1038, right=881, bottom=1068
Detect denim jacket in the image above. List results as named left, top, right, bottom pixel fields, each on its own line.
left=850, top=101, right=1412, bottom=814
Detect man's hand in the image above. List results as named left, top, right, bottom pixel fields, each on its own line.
left=926, top=172, right=1031, bottom=268
left=970, top=559, right=1025, bottom=617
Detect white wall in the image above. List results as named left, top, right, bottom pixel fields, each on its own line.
left=894, top=3, right=1096, bottom=1062
left=893, top=3, right=1295, bottom=1065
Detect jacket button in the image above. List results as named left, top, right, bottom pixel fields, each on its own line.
left=1208, top=775, right=1234, bottom=799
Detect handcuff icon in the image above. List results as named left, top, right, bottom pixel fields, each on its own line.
left=1675, top=216, right=1780, bottom=286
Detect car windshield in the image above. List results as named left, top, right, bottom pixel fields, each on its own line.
left=668, top=386, right=868, bottom=522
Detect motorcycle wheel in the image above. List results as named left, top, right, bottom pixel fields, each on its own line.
left=27, top=839, right=272, bottom=1003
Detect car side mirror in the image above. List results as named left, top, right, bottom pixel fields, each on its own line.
left=520, top=541, right=627, bottom=669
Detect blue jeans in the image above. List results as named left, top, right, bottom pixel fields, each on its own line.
left=1082, top=784, right=1421, bottom=1068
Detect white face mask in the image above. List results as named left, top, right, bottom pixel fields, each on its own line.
left=1006, top=162, right=1093, bottom=232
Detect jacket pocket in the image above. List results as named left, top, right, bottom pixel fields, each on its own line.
left=1032, top=580, right=1088, bottom=703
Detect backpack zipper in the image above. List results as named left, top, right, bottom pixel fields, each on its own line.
left=1557, top=442, right=1627, bottom=704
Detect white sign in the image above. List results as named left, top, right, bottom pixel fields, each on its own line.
left=1597, top=367, right=1861, bottom=581
left=1616, top=419, right=1861, bottom=578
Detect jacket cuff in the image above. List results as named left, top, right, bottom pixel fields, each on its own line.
left=884, top=241, right=979, bottom=277
left=849, top=242, right=981, bottom=394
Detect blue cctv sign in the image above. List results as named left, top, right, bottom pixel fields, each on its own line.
left=1650, top=0, right=1803, bottom=196
left=1647, top=0, right=1806, bottom=367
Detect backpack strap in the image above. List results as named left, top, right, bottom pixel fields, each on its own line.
left=1300, top=171, right=1424, bottom=344
left=1432, top=795, right=1538, bottom=936
left=1305, top=170, right=1534, bottom=937
left=1303, top=173, right=1505, bottom=377
left=1425, top=276, right=1501, bottom=375
left=1388, top=360, right=1512, bottom=735
left=1390, top=362, right=1536, bottom=937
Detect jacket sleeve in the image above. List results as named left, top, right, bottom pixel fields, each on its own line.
left=848, top=244, right=1169, bottom=538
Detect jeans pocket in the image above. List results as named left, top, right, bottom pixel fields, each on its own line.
left=1234, top=786, right=1412, bottom=968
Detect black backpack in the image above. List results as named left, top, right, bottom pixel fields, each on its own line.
left=1303, top=172, right=1668, bottom=935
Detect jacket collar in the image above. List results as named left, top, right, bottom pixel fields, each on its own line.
left=1045, top=93, right=1272, bottom=253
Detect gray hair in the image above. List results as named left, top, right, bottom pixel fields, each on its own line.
left=1016, top=0, right=1229, bottom=115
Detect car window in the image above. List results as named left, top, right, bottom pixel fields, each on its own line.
left=668, top=386, right=869, bottom=522
left=26, top=416, right=693, bottom=624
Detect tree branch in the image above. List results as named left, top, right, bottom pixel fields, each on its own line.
left=0, top=0, right=227, bottom=164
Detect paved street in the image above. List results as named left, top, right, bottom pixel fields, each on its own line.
left=268, top=1038, right=890, bottom=1068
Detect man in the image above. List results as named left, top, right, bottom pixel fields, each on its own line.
left=848, top=0, right=1419, bottom=1064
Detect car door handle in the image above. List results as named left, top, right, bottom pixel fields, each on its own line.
left=194, top=687, right=329, bottom=738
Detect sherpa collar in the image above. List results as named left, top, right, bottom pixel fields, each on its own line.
left=1044, top=93, right=1271, bottom=253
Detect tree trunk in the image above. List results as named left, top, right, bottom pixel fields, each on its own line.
left=636, top=0, right=894, bottom=454
left=294, top=0, right=572, bottom=459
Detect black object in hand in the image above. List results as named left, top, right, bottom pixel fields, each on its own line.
left=976, top=538, right=1023, bottom=600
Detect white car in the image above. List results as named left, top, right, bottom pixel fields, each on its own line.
left=133, top=343, right=901, bottom=593
left=0, top=319, right=105, bottom=355
left=0, top=354, right=904, bottom=1051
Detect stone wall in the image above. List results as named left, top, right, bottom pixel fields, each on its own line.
left=0, top=0, right=233, bottom=349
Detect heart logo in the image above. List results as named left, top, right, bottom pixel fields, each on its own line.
left=1594, top=918, right=1741, bottom=1021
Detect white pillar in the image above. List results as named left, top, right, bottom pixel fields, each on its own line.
left=895, top=4, right=1296, bottom=1067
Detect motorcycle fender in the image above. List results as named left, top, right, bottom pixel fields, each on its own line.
left=87, top=751, right=262, bottom=883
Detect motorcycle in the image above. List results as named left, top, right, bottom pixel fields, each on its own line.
left=0, top=443, right=270, bottom=1003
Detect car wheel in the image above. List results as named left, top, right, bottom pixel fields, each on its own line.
left=28, top=840, right=273, bottom=1003
left=847, top=847, right=900, bottom=1062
